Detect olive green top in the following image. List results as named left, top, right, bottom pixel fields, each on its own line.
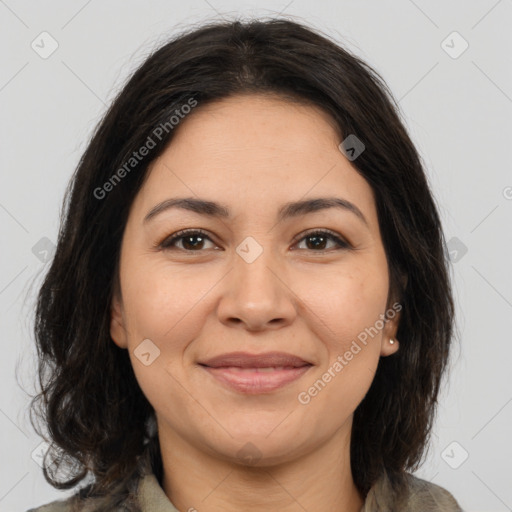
left=27, top=469, right=462, bottom=511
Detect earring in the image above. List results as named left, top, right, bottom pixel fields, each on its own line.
left=389, top=339, right=395, bottom=344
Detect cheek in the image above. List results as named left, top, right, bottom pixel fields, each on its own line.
left=120, top=257, right=203, bottom=341
left=118, top=260, right=209, bottom=416
left=299, top=259, right=389, bottom=345
left=296, top=271, right=386, bottom=419
left=304, top=261, right=388, bottom=408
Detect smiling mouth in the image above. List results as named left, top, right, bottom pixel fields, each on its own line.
left=208, top=366, right=302, bottom=372
left=199, top=364, right=313, bottom=394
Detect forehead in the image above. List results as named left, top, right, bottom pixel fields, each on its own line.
left=169, top=93, right=342, bottom=158
left=133, top=94, right=377, bottom=227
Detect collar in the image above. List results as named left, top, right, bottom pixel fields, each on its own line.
left=135, top=469, right=461, bottom=512
left=137, top=472, right=180, bottom=512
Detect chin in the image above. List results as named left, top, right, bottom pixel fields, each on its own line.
left=204, top=430, right=310, bottom=468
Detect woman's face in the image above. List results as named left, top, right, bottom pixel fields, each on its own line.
left=111, top=94, right=400, bottom=466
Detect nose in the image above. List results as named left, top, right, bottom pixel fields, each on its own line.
left=216, top=240, right=297, bottom=332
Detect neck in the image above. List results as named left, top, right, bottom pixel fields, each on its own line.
left=159, top=423, right=364, bottom=512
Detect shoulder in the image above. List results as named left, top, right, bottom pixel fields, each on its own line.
left=362, top=471, right=463, bottom=511
left=401, top=473, right=462, bottom=511
left=25, top=481, right=141, bottom=512
left=25, top=490, right=106, bottom=512
left=26, top=495, right=76, bottom=512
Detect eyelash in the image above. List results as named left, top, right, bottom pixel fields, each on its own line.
left=158, top=228, right=351, bottom=253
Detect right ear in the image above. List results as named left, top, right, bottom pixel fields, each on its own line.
left=110, top=293, right=128, bottom=349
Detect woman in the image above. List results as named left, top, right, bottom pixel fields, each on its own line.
left=27, top=17, right=462, bottom=512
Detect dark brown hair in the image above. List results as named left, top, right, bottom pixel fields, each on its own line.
left=29, top=16, right=455, bottom=511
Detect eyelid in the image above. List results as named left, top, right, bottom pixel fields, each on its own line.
left=290, top=227, right=351, bottom=249
left=157, top=228, right=214, bottom=250
left=157, top=227, right=352, bottom=251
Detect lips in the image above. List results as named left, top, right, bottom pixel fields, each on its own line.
left=199, top=351, right=312, bottom=369
left=198, top=351, right=313, bottom=394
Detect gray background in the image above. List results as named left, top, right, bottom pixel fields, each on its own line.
left=1, top=1, right=511, bottom=511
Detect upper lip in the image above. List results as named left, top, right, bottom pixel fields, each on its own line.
left=199, top=351, right=312, bottom=368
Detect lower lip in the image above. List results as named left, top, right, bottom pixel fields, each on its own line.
left=201, top=365, right=312, bottom=394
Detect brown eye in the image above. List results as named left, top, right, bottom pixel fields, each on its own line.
left=158, top=228, right=350, bottom=253
left=294, top=230, right=351, bottom=251
left=160, top=229, right=216, bottom=251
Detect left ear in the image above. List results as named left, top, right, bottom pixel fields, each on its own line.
left=380, top=308, right=401, bottom=357
left=110, top=292, right=128, bottom=349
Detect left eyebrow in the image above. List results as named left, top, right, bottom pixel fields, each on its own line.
left=143, top=196, right=368, bottom=227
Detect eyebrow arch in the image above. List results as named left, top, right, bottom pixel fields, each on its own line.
left=144, top=196, right=368, bottom=226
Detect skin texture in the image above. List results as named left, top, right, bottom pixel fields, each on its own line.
left=110, top=94, right=400, bottom=512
